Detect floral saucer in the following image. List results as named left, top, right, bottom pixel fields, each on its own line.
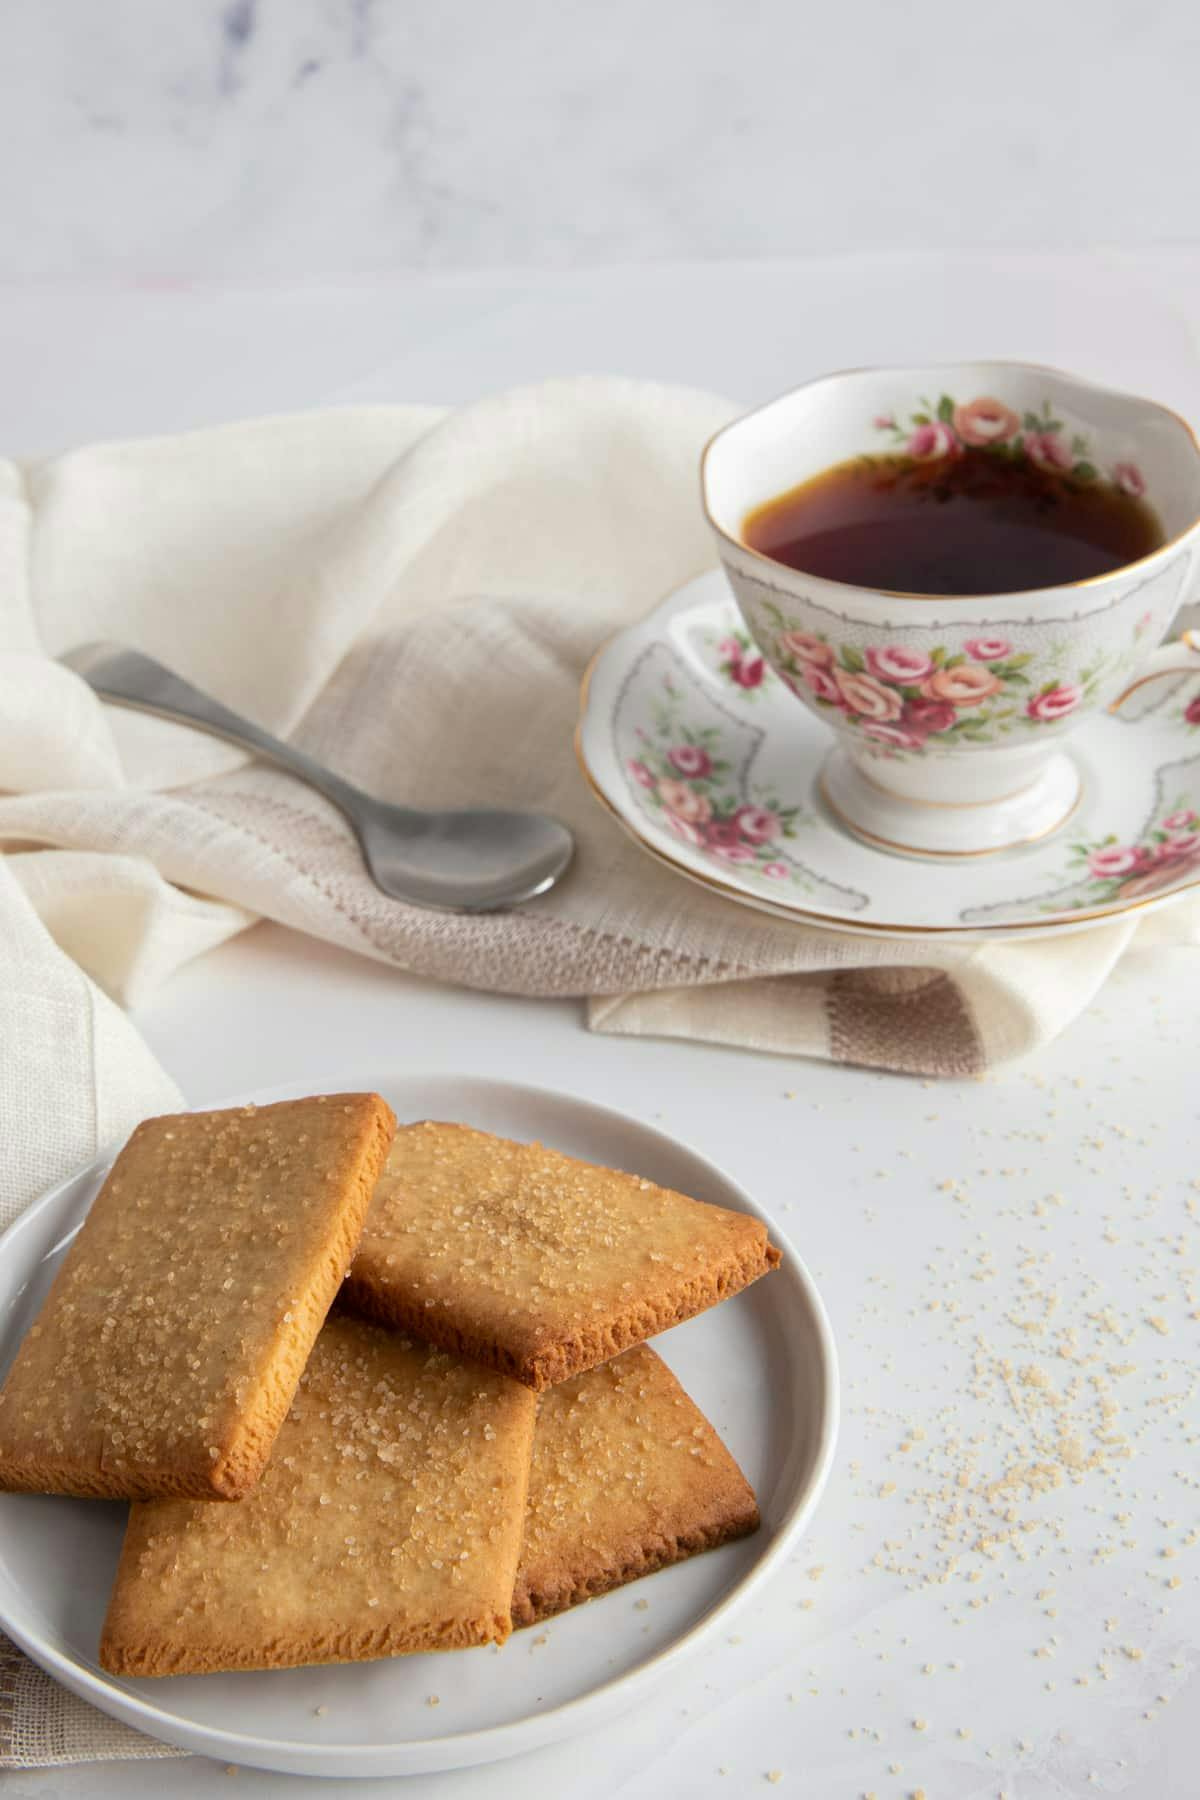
left=575, top=571, right=1200, bottom=939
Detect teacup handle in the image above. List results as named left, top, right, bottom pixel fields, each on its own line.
left=1109, top=628, right=1200, bottom=711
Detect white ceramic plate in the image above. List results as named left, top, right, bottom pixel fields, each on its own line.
left=0, top=1074, right=837, bottom=1779
left=575, top=571, right=1200, bottom=939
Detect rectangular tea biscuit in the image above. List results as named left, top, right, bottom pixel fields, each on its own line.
left=100, top=1315, right=536, bottom=1674
left=513, top=1344, right=759, bottom=1625
left=343, top=1123, right=780, bottom=1389
left=0, top=1094, right=396, bottom=1501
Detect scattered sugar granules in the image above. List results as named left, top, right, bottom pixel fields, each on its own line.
left=829, top=1050, right=1200, bottom=1786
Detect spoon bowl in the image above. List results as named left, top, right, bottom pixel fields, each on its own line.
left=355, top=800, right=574, bottom=911
left=61, top=643, right=574, bottom=914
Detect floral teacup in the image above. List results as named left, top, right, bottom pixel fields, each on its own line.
left=702, top=362, right=1200, bottom=856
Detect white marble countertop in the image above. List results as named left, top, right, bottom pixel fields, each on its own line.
left=3, top=252, right=1200, bottom=1798
left=4, top=2, right=1199, bottom=280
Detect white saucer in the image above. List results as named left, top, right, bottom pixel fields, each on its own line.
left=0, top=1074, right=837, bottom=1779
left=576, top=571, right=1200, bottom=939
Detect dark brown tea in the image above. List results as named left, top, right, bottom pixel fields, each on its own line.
left=742, top=449, right=1165, bottom=595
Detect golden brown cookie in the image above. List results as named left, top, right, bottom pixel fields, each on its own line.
left=342, top=1123, right=780, bottom=1390
left=99, top=1314, right=536, bottom=1675
left=513, top=1345, right=759, bottom=1625
left=0, top=1094, right=396, bottom=1502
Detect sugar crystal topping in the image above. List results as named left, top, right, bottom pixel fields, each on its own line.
left=0, top=1099, right=382, bottom=1479
left=114, top=1316, right=532, bottom=1636
left=357, top=1123, right=766, bottom=1326
left=518, top=1344, right=745, bottom=1571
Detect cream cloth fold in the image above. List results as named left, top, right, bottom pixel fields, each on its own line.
left=2, top=378, right=1198, bottom=1765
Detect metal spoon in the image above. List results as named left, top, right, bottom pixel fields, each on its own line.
left=61, top=642, right=574, bottom=913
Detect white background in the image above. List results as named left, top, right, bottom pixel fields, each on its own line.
left=4, top=5, right=1200, bottom=1797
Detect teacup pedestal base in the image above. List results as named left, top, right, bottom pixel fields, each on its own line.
left=820, top=747, right=1082, bottom=859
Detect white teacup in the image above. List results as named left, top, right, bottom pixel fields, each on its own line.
left=702, top=362, right=1200, bottom=856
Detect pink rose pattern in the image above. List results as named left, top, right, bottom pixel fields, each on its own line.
left=1025, top=682, right=1083, bottom=722
left=963, top=637, right=1012, bottom=662
left=657, top=778, right=711, bottom=824
left=1112, top=462, right=1146, bottom=499
left=667, top=744, right=712, bottom=778
left=906, top=421, right=958, bottom=463
left=875, top=390, right=1141, bottom=500
left=865, top=645, right=933, bottom=684
left=777, top=630, right=833, bottom=668
left=833, top=667, right=903, bottom=721
left=1024, top=430, right=1074, bottom=474
left=803, top=662, right=843, bottom=705
left=953, top=397, right=1021, bottom=447
left=765, top=622, right=1094, bottom=754
left=921, top=664, right=1002, bottom=706
left=626, top=725, right=802, bottom=884
left=718, top=633, right=765, bottom=690
left=903, top=697, right=957, bottom=734
left=734, top=804, right=781, bottom=845
left=1066, top=805, right=1200, bottom=907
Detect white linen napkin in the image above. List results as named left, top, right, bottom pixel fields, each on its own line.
left=1, top=377, right=1198, bottom=1764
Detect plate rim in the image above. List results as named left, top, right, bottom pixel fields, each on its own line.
left=0, top=1071, right=840, bottom=1778
left=575, top=569, right=1200, bottom=941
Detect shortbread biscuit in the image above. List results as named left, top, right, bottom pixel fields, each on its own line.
left=343, top=1123, right=780, bottom=1389
left=513, top=1345, right=759, bottom=1625
left=0, top=1094, right=396, bottom=1501
left=100, top=1315, right=536, bottom=1675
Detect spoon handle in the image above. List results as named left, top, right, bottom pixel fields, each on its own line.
left=61, top=642, right=378, bottom=825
